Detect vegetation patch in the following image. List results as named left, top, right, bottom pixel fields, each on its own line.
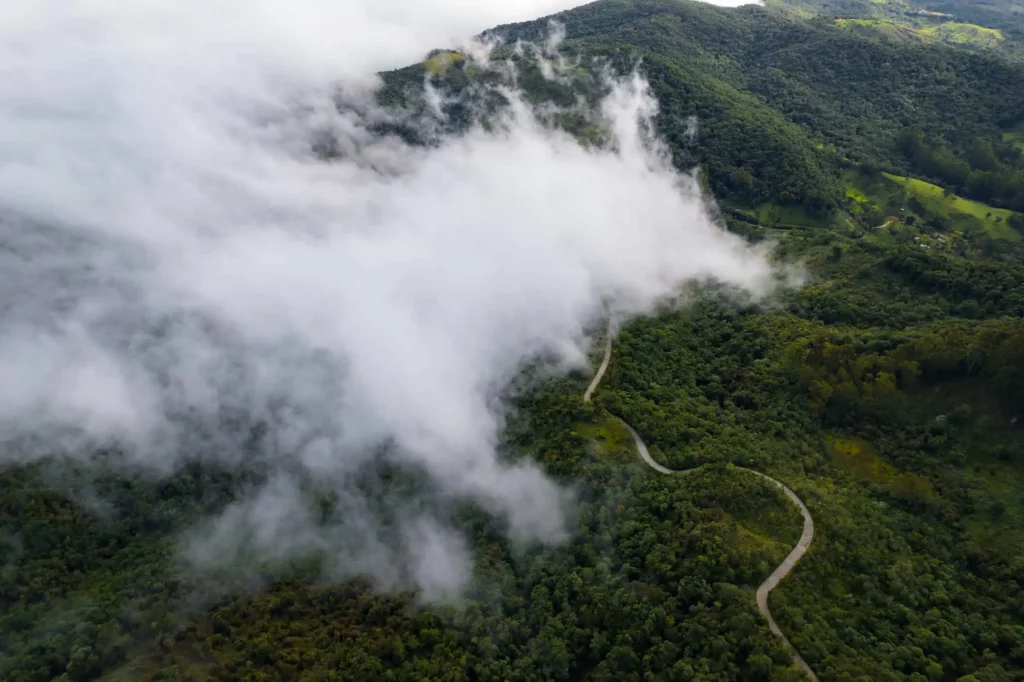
left=919, top=22, right=1005, bottom=49
left=723, top=512, right=791, bottom=557
left=844, top=185, right=869, bottom=204
left=424, top=51, right=464, bottom=76
left=901, top=378, right=1024, bottom=554
left=827, top=436, right=885, bottom=482
left=883, top=172, right=1021, bottom=240
left=572, top=413, right=636, bottom=462
left=752, top=202, right=831, bottom=229
left=834, top=18, right=924, bottom=43
left=826, top=436, right=934, bottom=501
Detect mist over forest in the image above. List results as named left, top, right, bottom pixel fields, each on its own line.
left=2, top=0, right=1024, bottom=681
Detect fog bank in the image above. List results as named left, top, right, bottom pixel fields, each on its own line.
left=0, top=1, right=776, bottom=595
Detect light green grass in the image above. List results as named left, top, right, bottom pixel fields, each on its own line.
left=425, top=51, right=464, bottom=76
left=722, top=511, right=794, bottom=556
left=835, top=18, right=924, bottom=43
left=572, top=415, right=636, bottom=463
left=753, top=202, right=829, bottom=229
left=883, top=173, right=1021, bottom=240
left=845, top=185, right=870, bottom=203
left=835, top=19, right=1004, bottom=50
left=919, top=22, right=1004, bottom=49
left=834, top=18, right=882, bottom=27
left=844, top=171, right=885, bottom=217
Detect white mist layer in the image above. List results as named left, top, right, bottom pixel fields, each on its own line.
left=0, top=1, right=774, bottom=595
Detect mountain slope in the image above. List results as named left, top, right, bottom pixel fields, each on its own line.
left=4, top=2, right=1024, bottom=682
left=464, top=0, right=1024, bottom=219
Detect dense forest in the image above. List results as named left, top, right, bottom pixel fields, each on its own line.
left=478, top=0, right=1024, bottom=214
left=4, top=0, right=1024, bottom=681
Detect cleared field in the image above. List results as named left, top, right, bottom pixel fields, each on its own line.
left=753, top=202, right=830, bottom=229
left=834, top=18, right=1005, bottom=51
left=835, top=18, right=924, bottom=43
left=424, top=51, right=464, bottom=76
left=919, top=22, right=1005, bottom=49
left=883, top=172, right=1021, bottom=240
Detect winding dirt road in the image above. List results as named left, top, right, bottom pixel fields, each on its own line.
left=583, top=324, right=818, bottom=681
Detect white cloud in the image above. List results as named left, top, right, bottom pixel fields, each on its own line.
left=0, top=0, right=774, bottom=595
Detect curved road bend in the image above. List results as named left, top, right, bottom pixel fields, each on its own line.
left=583, top=324, right=819, bottom=681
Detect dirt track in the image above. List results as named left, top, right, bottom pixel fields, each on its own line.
left=584, top=324, right=818, bottom=681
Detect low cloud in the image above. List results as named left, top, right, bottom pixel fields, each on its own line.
left=0, top=1, right=777, bottom=596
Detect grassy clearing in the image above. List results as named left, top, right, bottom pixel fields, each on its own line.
left=723, top=511, right=794, bottom=558
left=572, top=414, right=636, bottom=462
left=882, top=172, right=1021, bottom=240
left=753, top=202, right=829, bottom=229
left=919, top=22, right=1004, bottom=49
left=835, top=18, right=924, bottom=43
left=827, top=436, right=936, bottom=501
left=843, top=172, right=886, bottom=218
left=828, top=437, right=890, bottom=485
left=723, top=493, right=803, bottom=548
left=425, top=51, right=464, bottom=76
left=845, top=185, right=869, bottom=204
left=834, top=19, right=1004, bottom=51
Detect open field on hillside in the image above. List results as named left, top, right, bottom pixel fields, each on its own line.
left=883, top=173, right=1021, bottom=240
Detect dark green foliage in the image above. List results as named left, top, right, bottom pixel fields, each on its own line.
left=898, top=127, right=1024, bottom=212
left=1, top=387, right=810, bottom=682
left=106, top=462, right=809, bottom=681
left=482, top=0, right=1024, bottom=210
left=594, top=290, right=1024, bottom=681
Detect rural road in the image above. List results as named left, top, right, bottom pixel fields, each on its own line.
left=584, top=323, right=819, bottom=681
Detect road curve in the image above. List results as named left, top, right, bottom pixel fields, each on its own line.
left=584, top=324, right=818, bottom=681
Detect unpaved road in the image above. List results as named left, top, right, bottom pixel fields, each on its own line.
left=583, top=331, right=613, bottom=404
left=584, top=325, right=819, bottom=681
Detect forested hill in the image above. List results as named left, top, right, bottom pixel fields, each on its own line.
left=4, top=1, right=1024, bottom=682
left=772, top=0, right=1024, bottom=62
left=475, top=0, right=1024, bottom=216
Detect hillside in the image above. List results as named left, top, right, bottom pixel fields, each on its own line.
left=3, top=1, right=1024, bottom=682
left=770, top=0, right=1024, bottom=61
left=472, top=0, right=1024, bottom=216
